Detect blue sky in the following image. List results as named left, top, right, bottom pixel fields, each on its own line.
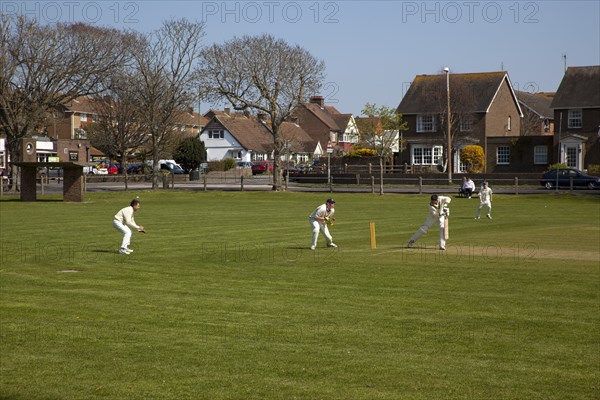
left=5, top=0, right=599, bottom=115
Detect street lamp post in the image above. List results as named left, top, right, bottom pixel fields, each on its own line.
left=285, top=140, right=290, bottom=190
left=444, top=67, right=452, bottom=183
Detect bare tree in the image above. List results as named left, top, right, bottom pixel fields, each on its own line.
left=199, top=34, right=325, bottom=191
left=0, top=15, right=128, bottom=187
left=356, top=104, right=407, bottom=195
left=87, top=72, right=150, bottom=179
left=427, top=73, right=478, bottom=173
left=132, top=19, right=205, bottom=189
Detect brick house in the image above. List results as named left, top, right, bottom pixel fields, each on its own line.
left=42, top=96, right=202, bottom=163
left=515, top=91, right=555, bottom=169
left=293, top=96, right=359, bottom=155
left=396, top=71, right=539, bottom=173
left=550, top=66, right=600, bottom=170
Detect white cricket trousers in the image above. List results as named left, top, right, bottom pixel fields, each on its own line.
left=409, top=216, right=446, bottom=249
left=309, top=218, right=333, bottom=247
left=113, top=220, right=132, bottom=249
left=476, top=201, right=492, bottom=218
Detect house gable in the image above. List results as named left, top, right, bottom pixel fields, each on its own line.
left=293, top=96, right=358, bottom=153
left=551, top=66, right=600, bottom=109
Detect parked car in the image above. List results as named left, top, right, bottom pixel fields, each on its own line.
left=83, top=165, right=100, bottom=175
left=283, top=167, right=303, bottom=176
left=108, top=163, right=119, bottom=175
left=38, top=167, right=63, bottom=178
left=95, top=161, right=119, bottom=175
left=160, top=162, right=185, bottom=174
left=236, top=161, right=253, bottom=169
left=251, top=160, right=273, bottom=175
left=126, top=162, right=147, bottom=175
left=540, top=168, right=600, bottom=190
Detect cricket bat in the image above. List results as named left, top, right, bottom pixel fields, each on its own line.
left=444, top=218, right=449, bottom=240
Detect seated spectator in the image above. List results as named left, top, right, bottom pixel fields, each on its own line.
left=462, top=177, right=475, bottom=198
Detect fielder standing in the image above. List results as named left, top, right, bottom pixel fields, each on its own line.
left=113, top=198, right=144, bottom=255
left=309, top=198, right=337, bottom=250
left=407, top=194, right=451, bottom=250
left=475, top=181, right=493, bottom=220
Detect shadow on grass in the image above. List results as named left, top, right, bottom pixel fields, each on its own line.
left=92, top=249, right=117, bottom=254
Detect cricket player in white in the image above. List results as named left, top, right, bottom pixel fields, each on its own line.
left=407, top=194, right=451, bottom=250
left=113, top=199, right=144, bottom=254
left=475, top=181, right=493, bottom=219
left=309, top=198, right=337, bottom=250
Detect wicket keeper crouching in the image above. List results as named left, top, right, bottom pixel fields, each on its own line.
left=407, top=194, right=451, bottom=250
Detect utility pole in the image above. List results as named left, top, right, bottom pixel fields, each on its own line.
left=444, top=67, right=452, bottom=183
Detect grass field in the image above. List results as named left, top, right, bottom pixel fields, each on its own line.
left=1, top=190, right=598, bottom=399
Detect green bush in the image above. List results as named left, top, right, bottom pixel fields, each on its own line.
left=345, top=148, right=376, bottom=158
left=223, top=158, right=236, bottom=171
left=546, top=163, right=567, bottom=171
left=207, top=158, right=237, bottom=172
left=586, top=164, right=600, bottom=174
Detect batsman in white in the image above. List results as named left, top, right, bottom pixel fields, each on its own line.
left=407, top=194, right=451, bottom=250
left=475, top=181, right=493, bottom=220
left=113, top=198, right=144, bottom=255
left=308, top=198, right=337, bottom=250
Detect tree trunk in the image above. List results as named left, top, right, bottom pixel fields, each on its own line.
left=272, top=132, right=282, bottom=191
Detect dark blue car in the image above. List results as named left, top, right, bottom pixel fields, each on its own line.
left=541, top=168, right=600, bottom=190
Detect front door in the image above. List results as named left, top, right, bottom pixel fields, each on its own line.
left=564, top=146, right=578, bottom=168
left=559, top=136, right=584, bottom=170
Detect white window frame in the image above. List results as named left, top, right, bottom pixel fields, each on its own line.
left=340, top=132, right=358, bottom=143
left=412, top=145, right=443, bottom=165
left=568, top=109, right=582, bottom=129
left=416, top=114, right=435, bottom=132
left=80, top=113, right=87, bottom=122
left=208, top=130, right=224, bottom=139
left=533, top=146, right=548, bottom=165
left=496, top=146, right=510, bottom=165
left=507, top=116, right=512, bottom=131
left=565, top=146, right=578, bottom=168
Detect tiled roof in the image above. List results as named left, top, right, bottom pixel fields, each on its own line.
left=214, top=114, right=274, bottom=152
left=397, top=71, right=510, bottom=114
left=551, top=66, right=600, bottom=109
left=206, top=114, right=315, bottom=153
left=516, top=91, right=554, bottom=119
left=62, top=96, right=101, bottom=114
left=302, top=103, right=343, bottom=131
left=279, top=122, right=317, bottom=153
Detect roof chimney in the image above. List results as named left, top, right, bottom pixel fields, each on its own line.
left=257, top=113, right=266, bottom=122
left=224, top=107, right=231, bottom=115
left=310, top=96, right=325, bottom=107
